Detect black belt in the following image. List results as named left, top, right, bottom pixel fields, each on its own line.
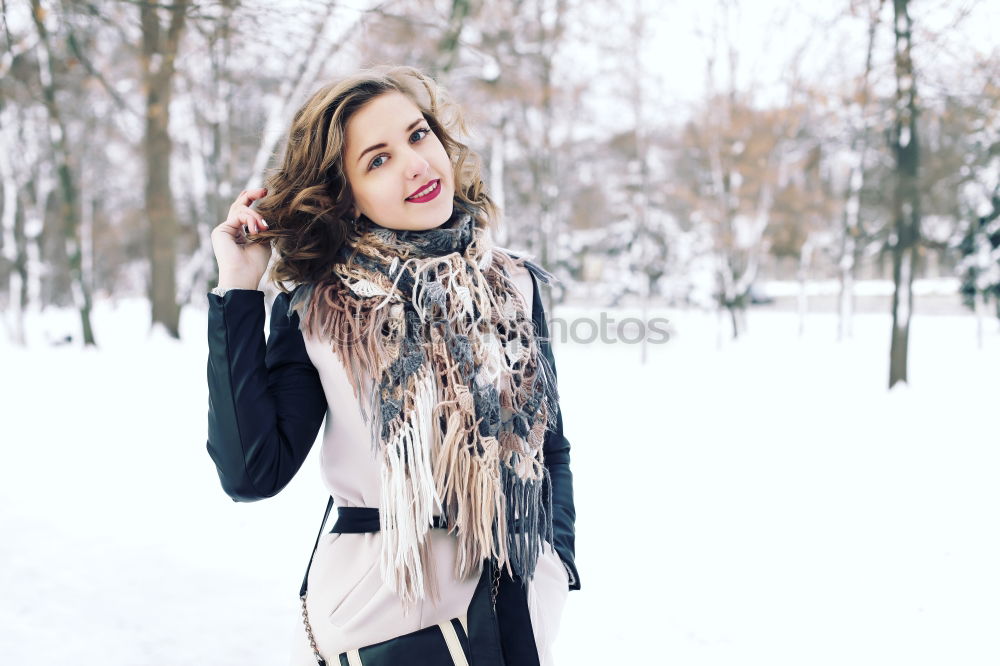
left=327, top=506, right=451, bottom=534
left=299, top=497, right=540, bottom=666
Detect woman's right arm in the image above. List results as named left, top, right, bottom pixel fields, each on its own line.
left=206, top=287, right=327, bottom=502
left=205, top=187, right=327, bottom=502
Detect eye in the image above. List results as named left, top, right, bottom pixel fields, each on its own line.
left=368, top=127, right=431, bottom=171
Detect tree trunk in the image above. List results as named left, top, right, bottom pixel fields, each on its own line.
left=490, top=117, right=508, bottom=248
left=975, top=290, right=985, bottom=350
left=797, top=239, right=813, bottom=338
left=437, top=0, right=471, bottom=74
left=629, top=0, right=651, bottom=363
left=837, top=234, right=856, bottom=340
left=838, top=0, right=882, bottom=342
left=888, top=0, right=920, bottom=388
left=178, top=1, right=348, bottom=306
left=727, top=303, right=744, bottom=340
left=536, top=0, right=566, bottom=318
left=142, top=0, right=189, bottom=338
left=0, top=130, right=28, bottom=346
left=30, top=1, right=96, bottom=346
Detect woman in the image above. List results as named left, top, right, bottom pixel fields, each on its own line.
left=205, top=65, right=579, bottom=665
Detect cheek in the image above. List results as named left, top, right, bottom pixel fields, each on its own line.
left=432, top=142, right=453, bottom=180
left=431, top=136, right=447, bottom=156
left=356, top=175, right=396, bottom=211
left=353, top=187, right=377, bottom=214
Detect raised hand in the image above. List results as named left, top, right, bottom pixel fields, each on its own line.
left=211, top=188, right=272, bottom=290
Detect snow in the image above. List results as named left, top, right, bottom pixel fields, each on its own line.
left=2, top=294, right=998, bottom=665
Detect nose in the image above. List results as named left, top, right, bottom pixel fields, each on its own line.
left=405, top=148, right=430, bottom=180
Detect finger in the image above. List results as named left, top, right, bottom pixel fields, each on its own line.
left=232, top=219, right=251, bottom=245
left=218, top=210, right=248, bottom=234
left=213, top=219, right=242, bottom=239
left=244, top=215, right=261, bottom=235
left=248, top=213, right=270, bottom=233
left=236, top=187, right=268, bottom=208
left=236, top=217, right=251, bottom=237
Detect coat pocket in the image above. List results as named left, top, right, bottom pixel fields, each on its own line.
left=328, top=559, right=383, bottom=627
left=542, top=539, right=570, bottom=590
left=526, top=542, right=571, bottom=657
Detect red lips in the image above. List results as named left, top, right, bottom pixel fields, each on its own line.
left=405, top=179, right=441, bottom=203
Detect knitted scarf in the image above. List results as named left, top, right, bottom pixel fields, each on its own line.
left=289, top=202, right=560, bottom=613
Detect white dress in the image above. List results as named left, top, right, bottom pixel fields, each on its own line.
left=285, top=260, right=570, bottom=665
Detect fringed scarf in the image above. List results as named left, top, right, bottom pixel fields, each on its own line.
left=289, top=202, right=560, bottom=613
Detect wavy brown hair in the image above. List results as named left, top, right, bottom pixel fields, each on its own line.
left=251, top=65, right=497, bottom=291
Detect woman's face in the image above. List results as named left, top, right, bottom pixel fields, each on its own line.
left=343, top=91, right=455, bottom=231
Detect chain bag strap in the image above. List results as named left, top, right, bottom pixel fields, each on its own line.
left=300, top=496, right=336, bottom=665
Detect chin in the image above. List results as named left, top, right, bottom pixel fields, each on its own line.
left=416, top=199, right=454, bottom=229
left=373, top=192, right=456, bottom=231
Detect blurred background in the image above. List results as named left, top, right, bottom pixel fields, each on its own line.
left=1, top=1, right=998, bottom=664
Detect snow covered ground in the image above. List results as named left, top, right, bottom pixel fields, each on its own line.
left=1, top=294, right=998, bottom=665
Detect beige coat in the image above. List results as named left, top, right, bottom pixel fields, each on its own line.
left=285, top=260, right=570, bottom=665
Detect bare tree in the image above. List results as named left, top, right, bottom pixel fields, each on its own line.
left=532, top=0, right=567, bottom=317
left=624, top=0, right=661, bottom=363
left=837, top=0, right=883, bottom=341
left=29, top=0, right=96, bottom=345
left=371, top=0, right=575, bottom=313
left=0, top=101, right=29, bottom=345
left=141, top=0, right=189, bottom=338
left=0, top=28, right=39, bottom=346
left=436, top=0, right=472, bottom=75
left=888, top=0, right=920, bottom=388
left=174, top=1, right=364, bottom=305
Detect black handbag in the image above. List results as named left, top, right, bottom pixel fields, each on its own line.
left=298, top=498, right=537, bottom=666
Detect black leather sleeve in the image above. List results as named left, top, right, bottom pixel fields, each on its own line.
left=205, top=288, right=328, bottom=502
left=529, top=272, right=581, bottom=592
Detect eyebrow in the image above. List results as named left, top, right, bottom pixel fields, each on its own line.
left=356, top=118, right=426, bottom=165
